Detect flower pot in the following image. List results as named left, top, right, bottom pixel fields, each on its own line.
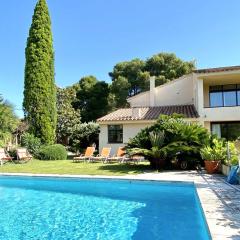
left=222, top=164, right=231, bottom=176
left=150, top=158, right=165, bottom=170
left=204, top=160, right=220, bottom=174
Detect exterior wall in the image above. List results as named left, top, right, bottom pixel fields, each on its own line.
left=203, top=83, right=210, bottom=107
left=98, top=122, right=153, bottom=155
left=154, top=75, right=194, bottom=106
left=203, top=106, right=240, bottom=122
left=204, top=121, right=211, bottom=132
left=128, top=75, right=194, bottom=107
left=128, top=92, right=150, bottom=107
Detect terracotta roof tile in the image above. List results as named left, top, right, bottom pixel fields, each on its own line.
left=97, top=104, right=199, bottom=122
left=194, top=65, right=240, bottom=74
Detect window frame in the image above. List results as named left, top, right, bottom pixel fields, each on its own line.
left=209, top=84, right=239, bottom=107
left=211, top=121, right=240, bottom=141
left=107, top=125, right=123, bottom=144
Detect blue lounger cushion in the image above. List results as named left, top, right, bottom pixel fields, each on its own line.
left=226, top=165, right=239, bottom=185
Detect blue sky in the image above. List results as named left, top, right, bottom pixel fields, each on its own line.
left=1, top=0, right=240, bottom=117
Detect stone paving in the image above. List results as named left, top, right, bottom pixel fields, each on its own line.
left=1, top=171, right=240, bottom=239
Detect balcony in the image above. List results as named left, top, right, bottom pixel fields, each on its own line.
left=203, top=106, right=240, bottom=121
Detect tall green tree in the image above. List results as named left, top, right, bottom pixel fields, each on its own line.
left=23, top=0, right=56, bottom=144
left=109, top=53, right=195, bottom=107
left=145, top=53, right=195, bottom=84
left=73, top=76, right=110, bottom=122
left=109, top=58, right=146, bottom=96
left=0, top=96, right=19, bottom=146
left=56, top=86, right=81, bottom=145
left=110, top=76, right=131, bottom=108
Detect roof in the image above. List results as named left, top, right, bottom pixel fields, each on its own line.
left=194, top=65, right=240, bottom=74
left=97, top=104, right=199, bottom=122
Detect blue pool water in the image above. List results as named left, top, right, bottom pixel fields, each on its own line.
left=0, top=176, right=210, bottom=240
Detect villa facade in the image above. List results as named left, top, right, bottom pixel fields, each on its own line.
left=97, top=66, right=240, bottom=153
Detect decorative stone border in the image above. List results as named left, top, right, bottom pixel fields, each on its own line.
left=1, top=171, right=240, bottom=239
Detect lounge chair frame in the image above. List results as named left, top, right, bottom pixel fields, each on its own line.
left=16, top=148, right=32, bottom=163
left=0, top=148, right=13, bottom=166
left=73, top=147, right=95, bottom=163
left=90, top=147, right=111, bottom=163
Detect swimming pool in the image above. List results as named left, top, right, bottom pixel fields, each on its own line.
left=0, top=176, right=210, bottom=240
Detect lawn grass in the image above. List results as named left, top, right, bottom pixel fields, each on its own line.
left=0, top=159, right=152, bottom=176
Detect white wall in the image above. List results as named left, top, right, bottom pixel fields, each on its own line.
left=154, top=75, right=194, bottom=106
left=99, top=122, right=153, bottom=155
left=128, top=92, right=150, bottom=107
left=203, top=106, right=240, bottom=122
left=128, top=75, right=194, bottom=107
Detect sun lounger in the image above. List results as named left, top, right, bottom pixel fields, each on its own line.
left=90, top=147, right=111, bottom=163
left=73, top=147, right=95, bottom=162
left=122, top=154, right=145, bottom=164
left=0, top=148, right=13, bottom=166
left=107, top=147, right=130, bottom=163
left=16, top=148, right=32, bottom=163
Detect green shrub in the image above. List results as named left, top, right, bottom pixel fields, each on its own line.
left=8, top=148, right=17, bottom=160
left=200, top=138, right=226, bottom=161
left=225, top=142, right=239, bottom=166
left=127, top=114, right=210, bottom=169
left=38, top=144, right=67, bottom=160
left=21, top=133, right=41, bottom=156
left=69, top=122, right=100, bottom=152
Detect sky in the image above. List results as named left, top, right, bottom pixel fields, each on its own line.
left=1, top=0, right=240, bottom=117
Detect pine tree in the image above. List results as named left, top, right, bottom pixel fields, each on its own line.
left=23, top=0, right=56, bottom=144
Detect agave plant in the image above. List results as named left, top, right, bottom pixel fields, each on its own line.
left=129, top=131, right=172, bottom=169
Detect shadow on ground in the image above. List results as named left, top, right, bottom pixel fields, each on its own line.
left=98, top=163, right=153, bottom=174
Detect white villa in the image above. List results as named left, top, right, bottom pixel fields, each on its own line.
left=97, top=65, right=240, bottom=153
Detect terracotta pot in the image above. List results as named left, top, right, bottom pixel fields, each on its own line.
left=204, top=160, right=220, bottom=174
left=221, top=164, right=231, bottom=176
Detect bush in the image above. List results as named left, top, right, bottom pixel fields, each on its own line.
left=21, top=133, right=41, bottom=156
left=38, top=144, right=67, bottom=160
left=127, top=114, right=211, bottom=169
left=200, top=138, right=226, bottom=161
left=69, top=122, right=100, bottom=152
left=8, top=148, right=17, bottom=160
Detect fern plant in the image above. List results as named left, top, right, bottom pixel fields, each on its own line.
left=200, top=138, right=226, bottom=161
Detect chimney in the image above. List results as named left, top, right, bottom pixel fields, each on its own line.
left=132, top=107, right=142, bottom=119
left=149, top=76, right=155, bottom=107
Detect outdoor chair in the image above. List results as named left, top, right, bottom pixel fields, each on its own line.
left=73, top=147, right=95, bottom=163
left=107, top=147, right=130, bottom=163
left=0, top=148, right=13, bottom=166
left=16, top=148, right=33, bottom=163
left=123, top=154, right=145, bottom=164
left=90, top=147, right=111, bottom=163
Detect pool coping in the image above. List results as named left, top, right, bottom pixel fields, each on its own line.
left=1, top=171, right=240, bottom=239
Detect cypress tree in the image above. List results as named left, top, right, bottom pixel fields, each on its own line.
left=23, top=0, right=56, bottom=144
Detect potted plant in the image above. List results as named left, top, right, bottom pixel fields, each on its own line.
left=200, top=139, right=226, bottom=174
left=222, top=142, right=239, bottom=176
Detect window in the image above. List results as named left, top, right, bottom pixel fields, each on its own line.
left=108, top=125, right=123, bottom=143
left=209, top=84, right=239, bottom=107
left=210, top=92, right=223, bottom=107
left=211, top=122, right=240, bottom=141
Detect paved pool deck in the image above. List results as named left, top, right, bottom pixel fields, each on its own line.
left=1, top=171, right=240, bottom=240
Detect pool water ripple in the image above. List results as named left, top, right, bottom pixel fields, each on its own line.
left=0, top=177, right=210, bottom=240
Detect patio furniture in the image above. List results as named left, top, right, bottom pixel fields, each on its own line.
left=106, top=147, right=130, bottom=163
left=73, top=147, right=95, bottom=163
left=0, top=148, right=13, bottom=166
left=90, top=147, right=111, bottom=163
left=123, top=154, right=145, bottom=164
left=16, top=148, right=32, bottom=163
